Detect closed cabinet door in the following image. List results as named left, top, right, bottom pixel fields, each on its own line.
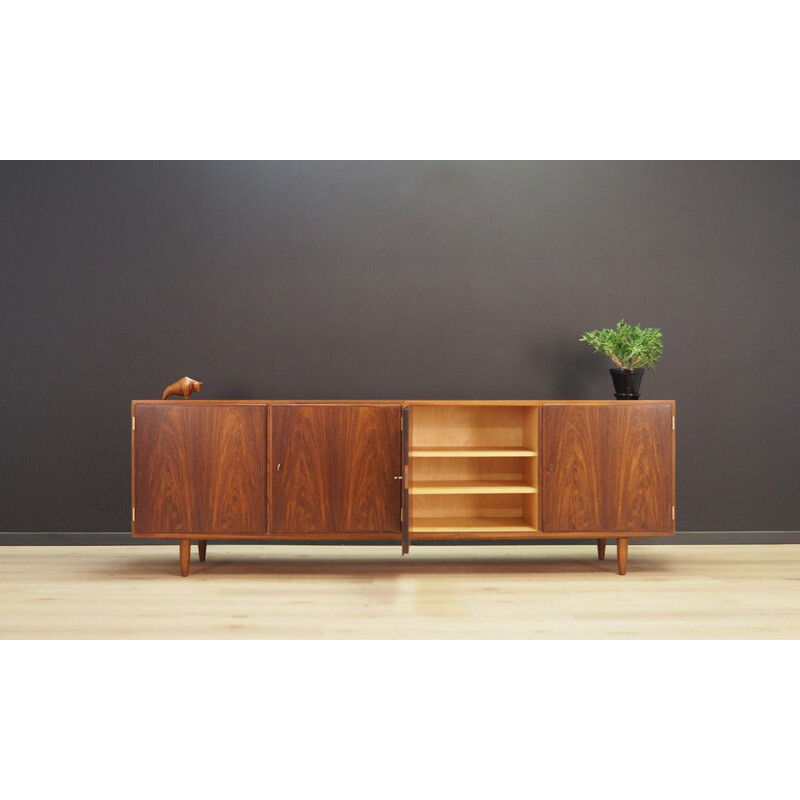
left=270, top=404, right=402, bottom=534
left=541, top=404, right=673, bottom=533
left=134, top=405, right=267, bottom=534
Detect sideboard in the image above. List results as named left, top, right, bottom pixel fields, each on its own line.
left=131, top=400, right=675, bottom=576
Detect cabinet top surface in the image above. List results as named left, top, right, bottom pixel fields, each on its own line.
left=132, top=399, right=675, bottom=407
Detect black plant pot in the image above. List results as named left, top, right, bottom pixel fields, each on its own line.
left=610, top=368, right=644, bottom=399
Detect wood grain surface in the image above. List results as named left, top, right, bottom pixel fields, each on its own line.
left=269, top=404, right=402, bottom=534
left=134, top=405, right=266, bottom=535
left=4, top=544, right=799, bottom=639
left=542, top=404, right=673, bottom=533
left=617, top=537, right=629, bottom=575
left=132, top=399, right=675, bottom=406
left=402, top=405, right=410, bottom=554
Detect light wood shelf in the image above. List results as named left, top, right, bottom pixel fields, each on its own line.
left=408, top=405, right=540, bottom=539
left=410, top=517, right=538, bottom=533
left=410, top=481, right=536, bottom=495
left=410, top=447, right=537, bottom=458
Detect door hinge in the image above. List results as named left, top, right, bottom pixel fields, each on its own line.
left=132, top=416, right=135, bottom=431
left=132, top=507, right=136, bottom=522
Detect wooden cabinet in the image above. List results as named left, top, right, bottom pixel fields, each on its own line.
left=541, top=404, right=673, bottom=533
left=269, top=404, right=403, bottom=535
left=133, top=404, right=267, bottom=536
left=131, top=400, right=675, bottom=576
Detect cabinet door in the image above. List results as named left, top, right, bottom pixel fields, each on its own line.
left=270, top=404, right=402, bottom=535
left=134, top=405, right=267, bottom=534
left=541, top=404, right=673, bottom=533
left=402, top=405, right=410, bottom=553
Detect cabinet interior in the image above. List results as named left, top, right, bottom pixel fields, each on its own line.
left=409, top=405, right=539, bottom=535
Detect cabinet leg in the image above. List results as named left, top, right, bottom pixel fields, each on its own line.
left=617, top=537, right=628, bottom=575
left=198, top=540, right=207, bottom=562
left=179, top=540, right=191, bottom=577
left=597, top=538, right=606, bottom=561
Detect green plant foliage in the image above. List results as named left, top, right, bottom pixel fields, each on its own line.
left=579, top=320, right=663, bottom=370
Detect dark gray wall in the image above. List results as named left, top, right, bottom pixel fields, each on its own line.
left=1, top=161, right=798, bottom=533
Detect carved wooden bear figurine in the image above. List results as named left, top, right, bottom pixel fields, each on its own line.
left=162, top=376, right=203, bottom=400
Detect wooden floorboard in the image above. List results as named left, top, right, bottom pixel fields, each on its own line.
left=1, top=544, right=799, bottom=639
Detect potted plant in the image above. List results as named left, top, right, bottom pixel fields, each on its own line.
left=579, top=320, right=663, bottom=399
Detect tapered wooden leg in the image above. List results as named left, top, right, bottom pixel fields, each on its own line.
left=617, top=537, right=628, bottom=576
left=198, top=540, right=207, bottom=562
left=597, top=538, right=606, bottom=561
left=179, top=540, right=191, bottom=577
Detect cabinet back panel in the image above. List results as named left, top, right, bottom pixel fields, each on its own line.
left=411, top=457, right=527, bottom=483
left=411, top=406, right=530, bottom=448
left=412, top=494, right=527, bottom=519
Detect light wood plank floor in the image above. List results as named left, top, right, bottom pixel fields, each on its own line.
left=1, top=544, right=799, bottom=639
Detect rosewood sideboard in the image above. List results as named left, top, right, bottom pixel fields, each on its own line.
left=131, top=400, right=676, bottom=576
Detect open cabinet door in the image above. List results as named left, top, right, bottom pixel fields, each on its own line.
left=402, top=405, right=410, bottom=554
